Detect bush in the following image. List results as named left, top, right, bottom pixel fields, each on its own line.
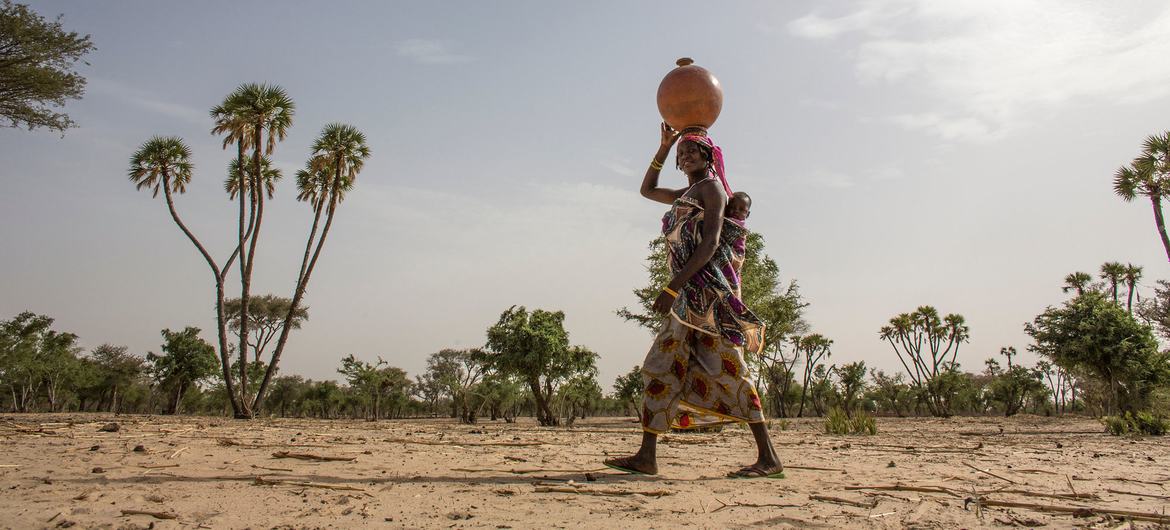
left=1103, top=412, right=1169, bottom=436
left=825, top=408, right=877, bottom=435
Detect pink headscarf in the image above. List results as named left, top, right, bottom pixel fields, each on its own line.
left=679, top=133, right=732, bottom=198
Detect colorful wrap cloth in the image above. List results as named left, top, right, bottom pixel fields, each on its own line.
left=661, top=196, right=765, bottom=355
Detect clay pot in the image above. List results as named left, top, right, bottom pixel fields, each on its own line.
left=656, top=58, right=723, bottom=132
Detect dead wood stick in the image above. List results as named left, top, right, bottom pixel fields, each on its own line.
left=1106, top=488, right=1170, bottom=500
left=1103, top=477, right=1165, bottom=486
left=1014, top=468, right=1059, bottom=475
left=810, top=494, right=878, bottom=509
left=382, top=437, right=554, bottom=447
left=271, top=451, right=356, bottom=462
left=451, top=467, right=608, bottom=474
left=252, top=477, right=368, bottom=493
left=138, top=464, right=180, bottom=469
left=709, top=498, right=802, bottom=513
left=168, top=447, right=189, bottom=459
left=786, top=465, right=845, bottom=472
left=844, top=484, right=963, bottom=498
left=1065, top=474, right=1077, bottom=496
left=121, top=509, right=178, bottom=520
left=251, top=464, right=294, bottom=472
left=987, top=489, right=1099, bottom=501
left=968, top=498, right=1170, bottom=524
left=963, top=462, right=1019, bottom=484
left=958, top=430, right=1102, bottom=436
left=533, top=486, right=673, bottom=497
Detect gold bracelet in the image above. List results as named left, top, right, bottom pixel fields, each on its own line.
left=663, top=286, right=679, bottom=298
left=650, top=159, right=664, bottom=170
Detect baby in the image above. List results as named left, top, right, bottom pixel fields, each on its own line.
left=726, top=191, right=751, bottom=223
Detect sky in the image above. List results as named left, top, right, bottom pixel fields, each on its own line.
left=4, top=0, right=1170, bottom=390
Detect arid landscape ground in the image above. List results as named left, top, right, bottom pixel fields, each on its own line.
left=2, top=414, right=1168, bottom=529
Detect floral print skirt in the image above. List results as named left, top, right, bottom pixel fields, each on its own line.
left=641, top=316, right=765, bottom=434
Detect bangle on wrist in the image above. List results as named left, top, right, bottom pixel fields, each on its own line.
left=650, top=159, right=664, bottom=170
left=663, top=286, right=679, bottom=298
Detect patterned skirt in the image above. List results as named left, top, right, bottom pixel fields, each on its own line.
left=640, top=316, right=765, bottom=434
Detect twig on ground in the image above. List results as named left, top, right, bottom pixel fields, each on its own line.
left=1065, top=475, right=1077, bottom=497
left=708, top=498, right=802, bottom=513
left=168, top=447, right=189, bottom=459
left=451, top=467, right=608, bottom=474
left=786, top=465, right=845, bottom=472
left=987, top=489, right=1099, bottom=501
left=139, top=463, right=180, bottom=469
left=1106, top=488, right=1170, bottom=500
left=382, top=437, right=556, bottom=447
left=966, top=497, right=1170, bottom=524
left=271, top=451, right=356, bottom=462
left=120, top=509, right=178, bottom=520
left=963, top=462, right=1019, bottom=484
left=252, top=476, right=368, bottom=493
left=251, top=464, right=294, bottom=472
left=810, top=494, right=878, bottom=509
left=844, top=484, right=963, bottom=498
left=533, top=486, right=673, bottom=497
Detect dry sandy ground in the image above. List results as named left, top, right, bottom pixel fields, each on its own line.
left=1, top=414, right=1168, bottom=529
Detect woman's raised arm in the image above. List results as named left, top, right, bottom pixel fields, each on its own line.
left=640, top=123, right=685, bottom=205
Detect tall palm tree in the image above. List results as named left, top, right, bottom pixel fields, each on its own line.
left=1100, top=262, right=1126, bottom=304
left=1061, top=272, right=1092, bottom=297
left=1123, top=263, right=1143, bottom=314
left=211, top=83, right=294, bottom=418
left=129, top=138, right=238, bottom=407
left=253, top=123, right=369, bottom=412
left=1114, top=132, right=1170, bottom=263
left=225, top=156, right=281, bottom=199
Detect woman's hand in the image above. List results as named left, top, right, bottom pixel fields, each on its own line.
left=652, top=290, right=675, bottom=314
left=660, top=122, right=680, bottom=148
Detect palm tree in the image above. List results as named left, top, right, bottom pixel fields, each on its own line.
left=211, top=83, right=294, bottom=418
left=1061, top=272, right=1092, bottom=297
left=1123, top=263, right=1143, bottom=314
left=1100, top=262, right=1126, bottom=304
left=1113, top=132, right=1170, bottom=263
left=225, top=156, right=281, bottom=199
left=253, top=123, right=369, bottom=412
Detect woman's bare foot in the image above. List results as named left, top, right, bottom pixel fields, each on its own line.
left=603, top=454, right=658, bottom=475
left=727, top=460, right=784, bottom=479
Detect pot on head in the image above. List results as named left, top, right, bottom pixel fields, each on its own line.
left=656, top=58, right=722, bottom=134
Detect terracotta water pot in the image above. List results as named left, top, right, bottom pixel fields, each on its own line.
left=656, top=58, right=722, bottom=133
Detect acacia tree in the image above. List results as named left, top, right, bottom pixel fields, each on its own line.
left=835, top=361, right=867, bottom=418
left=0, top=1, right=95, bottom=132
left=879, top=306, right=970, bottom=417
left=224, top=295, right=308, bottom=363
left=484, top=306, right=598, bottom=426
left=793, top=334, right=832, bottom=417
left=338, top=354, right=389, bottom=420
left=1026, top=292, right=1170, bottom=415
left=85, top=344, right=143, bottom=413
left=146, top=327, right=218, bottom=415
left=423, top=349, right=488, bottom=423
left=612, top=365, right=643, bottom=420
left=1113, top=132, right=1170, bottom=263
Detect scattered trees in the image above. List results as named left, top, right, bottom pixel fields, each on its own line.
left=879, top=307, right=970, bottom=417
left=145, top=327, right=218, bottom=414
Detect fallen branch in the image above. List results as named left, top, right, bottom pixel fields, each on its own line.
left=252, top=476, right=368, bottom=493
left=709, top=498, right=802, bottom=513
left=844, top=484, right=963, bottom=498
left=533, top=486, right=673, bottom=497
left=987, top=489, right=1099, bottom=501
left=382, top=437, right=554, bottom=447
left=120, top=509, right=178, bottom=520
left=271, top=451, right=356, bottom=462
left=451, top=467, right=608, bottom=475
left=958, top=430, right=1102, bottom=436
left=966, top=498, right=1170, bottom=524
left=810, top=494, right=877, bottom=509
left=1106, top=488, right=1170, bottom=500
left=786, top=465, right=845, bottom=472
left=138, top=464, right=180, bottom=470
left=168, top=447, right=189, bottom=459
left=251, top=464, right=294, bottom=472
left=963, top=462, right=1019, bottom=484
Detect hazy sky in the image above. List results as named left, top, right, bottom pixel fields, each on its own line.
left=5, top=1, right=1170, bottom=389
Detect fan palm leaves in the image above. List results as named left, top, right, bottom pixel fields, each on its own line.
left=1123, top=263, right=1143, bottom=314
left=1100, top=262, right=1127, bottom=304
left=1113, top=132, right=1170, bottom=263
left=309, top=123, right=369, bottom=209
left=1061, top=272, right=1092, bottom=296
left=128, top=136, right=193, bottom=197
left=226, top=156, right=282, bottom=199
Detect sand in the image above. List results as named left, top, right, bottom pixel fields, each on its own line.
left=1, top=414, right=1168, bottom=529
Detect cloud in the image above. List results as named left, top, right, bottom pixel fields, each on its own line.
left=788, top=1, right=1170, bottom=141
left=87, top=78, right=206, bottom=125
left=394, top=39, right=473, bottom=65
left=601, top=159, right=638, bottom=178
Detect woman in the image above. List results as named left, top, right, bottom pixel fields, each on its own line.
left=604, top=123, right=784, bottom=478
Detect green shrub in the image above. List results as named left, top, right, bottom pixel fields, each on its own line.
left=1103, top=412, right=1169, bottom=436
left=824, top=408, right=877, bottom=435
left=825, top=408, right=850, bottom=435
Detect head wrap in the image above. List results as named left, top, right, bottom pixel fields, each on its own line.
left=678, top=133, right=732, bottom=198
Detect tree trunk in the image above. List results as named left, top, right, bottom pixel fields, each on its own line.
left=1152, top=195, right=1170, bottom=264
left=528, top=378, right=557, bottom=426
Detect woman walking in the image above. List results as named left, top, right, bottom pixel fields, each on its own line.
left=604, top=124, right=783, bottom=478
